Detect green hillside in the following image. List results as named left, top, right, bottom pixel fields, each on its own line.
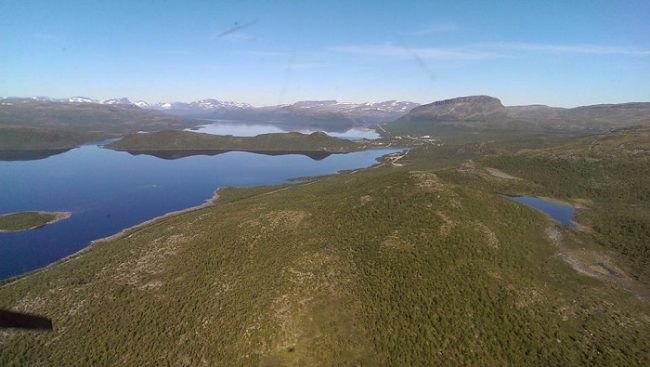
left=0, top=129, right=648, bottom=366
left=478, top=127, right=650, bottom=283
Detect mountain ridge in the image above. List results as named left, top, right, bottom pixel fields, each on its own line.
left=4, top=94, right=650, bottom=134
left=3, top=96, right=419, bottom=131
left=395, top=95, right=650, bottom=132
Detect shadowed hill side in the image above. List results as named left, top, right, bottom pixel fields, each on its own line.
left=0, top=126, right=96, bottom=151
left=0, top=99, right=199, bottom=135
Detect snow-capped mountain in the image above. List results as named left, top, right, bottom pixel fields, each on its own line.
left=365, top=100, right=420, bottom=113
left=195, top=99, right=252, bottom=110
left=68, top=96, right=95, bottom=103
left=291, top=100, right=339, bottom=108
left=148, top=98, right=419, bottom=127
left=101, top=97, right=132, bottom=105
left=133, top=100, right=150, bottom=108
left=148, top=99, right=253, bottom=113
left=30, top=96, right=54, bottom=102
left=13, top=96, right=418, bottom=119
left=3, top=96, right=420, bottom=130
left=291, top=100, right=418, bottom=114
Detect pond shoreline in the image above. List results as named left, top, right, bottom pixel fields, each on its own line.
left=502, top=194, right=577, bottom=228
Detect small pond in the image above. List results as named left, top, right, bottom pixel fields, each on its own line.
left=504, top=195, right=576, bottom=228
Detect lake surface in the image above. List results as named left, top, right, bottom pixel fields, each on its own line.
left=188, top=121, right=381, bottom=140
left=0, top=145, right=399, bottom=279
left=504, top=196, right=576, bottom=227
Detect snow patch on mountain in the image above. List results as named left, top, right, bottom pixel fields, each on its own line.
left=68, top=96, right=95, bottom=103
left=134, top=101, right=150, bottom=108
left=101, top=97, right=132, bottom=105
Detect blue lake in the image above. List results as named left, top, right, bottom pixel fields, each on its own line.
left=0, top=145, right=399, bottom=279
left=505, top=195, right=576, bottom=227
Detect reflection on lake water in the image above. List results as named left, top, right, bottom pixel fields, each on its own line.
left=188, top=121, right=381, bottom=140
left=0, top=145, right=398, bottom=279
left=504, top=195, right=576, bottom=227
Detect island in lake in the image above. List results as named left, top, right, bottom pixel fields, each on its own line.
left=0, top=211, right=71, bottom=233
left=105, top=130, right=364, bottom=157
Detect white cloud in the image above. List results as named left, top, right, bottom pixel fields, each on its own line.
left=331, top=42, right=650, bottom=62
left=476, top=42, right=650, bottom=56
left=331, top=44, right=500, bottom=61
left=402, top=23, right=463, bottom=36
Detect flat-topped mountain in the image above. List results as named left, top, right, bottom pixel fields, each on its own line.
left=394, top=95, right=650, bottom=133
left=6, top=95, right=650, bottom=139
left=399, top=95, right=507, bottom=122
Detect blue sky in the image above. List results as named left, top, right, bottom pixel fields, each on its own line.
left=1, top=0, right=648, bottom=106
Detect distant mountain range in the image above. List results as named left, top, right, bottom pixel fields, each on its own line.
left=3, top=95, right=649, bottom=136
left=0, top=98, right=197, bottom=135
left=398, top=95, right=650, bottom=132
left=1, top=96, right=419, bottom=131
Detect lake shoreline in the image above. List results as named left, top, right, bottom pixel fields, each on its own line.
left=0, top=148, right=400, bottom=286
left=0, top=191, right=221, bottom=289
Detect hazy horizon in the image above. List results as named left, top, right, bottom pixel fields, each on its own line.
left=4, top=93, right=650, bottom=110
left=2, top=0, right=649, bottom=107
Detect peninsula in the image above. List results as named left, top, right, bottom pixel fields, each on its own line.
left=0, top=211, right=71, bottom=232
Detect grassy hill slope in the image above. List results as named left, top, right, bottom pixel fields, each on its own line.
left=1, top=129, right=648, bottom=365
left=478, top=127, right=650, bottom=283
